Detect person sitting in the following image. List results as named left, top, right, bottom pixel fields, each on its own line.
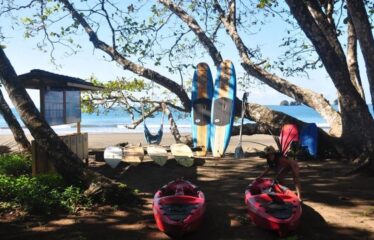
left=257, top=145, right=302, bottom=201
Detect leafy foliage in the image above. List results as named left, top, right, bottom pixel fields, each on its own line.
left=0, top=173, right=91, bottom=215
left=81, top=75, right=152, bottom=115
left=0, top=154, right=91, bottom=215
left=60, top=185, right=91, bottom=213
left=81, top=74, right=184, bottom=129
left=0, top=153, right=31, bottom=177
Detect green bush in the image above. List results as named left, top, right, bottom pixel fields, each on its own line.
left=13, top=175, right=62, bottom=214
left=35, top=173, right=66, bottom=190
left=61, top=186, right=91, bottom=213
left=0, top=154, right=31, bottom=176
left=0, top=173, right=91, bottom=215
left=0, top=174, right=15, bottom=200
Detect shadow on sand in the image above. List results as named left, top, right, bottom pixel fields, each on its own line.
left=0, top=156, right=373, bottom=240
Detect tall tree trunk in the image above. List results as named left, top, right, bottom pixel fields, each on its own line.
left=0, top=89, right=31, bottom=151
left=346, top=0, right=374, bottom=112
left=285, top=0, right=374, bottom=157
left=0, top=48, right=85, bottom=183
left=346, top=14, right=365, bottom=99
left=0, top=48, right=134, bottom=203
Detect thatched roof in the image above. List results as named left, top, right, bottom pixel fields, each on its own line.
left=18, top=69, right=102, bottom=91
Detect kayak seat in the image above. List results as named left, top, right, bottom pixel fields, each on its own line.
left=262, top=202, right=294, bottom=219
left=175, top=186, right=184, bottom=196
left=161, top=189, right=176, bottom=196
left=161, top=186, right=199, bottom=197
left=183, top=188, right=199, bottom=197
left=161, top=204, right=199, bottom=222
left=249, top=186, right=262, bottom=195
left=267, top=193, right=285, bottom=204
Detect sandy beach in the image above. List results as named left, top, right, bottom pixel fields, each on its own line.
left=1, top=132, right=373, bottom=239
left=0, top=132, right=276, bottom=152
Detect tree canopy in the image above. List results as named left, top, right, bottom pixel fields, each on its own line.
left=0, top=0, right=374, bottom=173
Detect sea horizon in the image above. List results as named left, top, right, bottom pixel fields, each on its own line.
left=0, top=104, right=373, bottom=135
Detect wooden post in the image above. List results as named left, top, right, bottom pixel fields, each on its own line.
left=40, top=88, right=45, bottom=118
left=77, top=121, right=81, bottom=134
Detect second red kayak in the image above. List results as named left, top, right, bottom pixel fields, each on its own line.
left=153, top=179, right=206, bottom=237
left=244, top=178, right=302, bottom=237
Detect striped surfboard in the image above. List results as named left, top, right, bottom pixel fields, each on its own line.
left=211, top=60, right=236, bottom=157
left=191, top=63, right=214, bottom=156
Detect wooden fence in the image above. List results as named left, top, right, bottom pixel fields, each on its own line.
left=32, top=133, right=88, bottom=176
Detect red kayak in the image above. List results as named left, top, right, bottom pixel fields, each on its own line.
left=244, top=178, right=302, bottom=237
left=153, top=179, right=206, bottom=237
left=280, top=124, right=299, bottom=156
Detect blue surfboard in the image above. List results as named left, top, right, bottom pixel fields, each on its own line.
left=210, top=60, right=236, bottom=157
left=191, top=63, right=214, bottom=156
left=300, top=123, right=318, bottom=158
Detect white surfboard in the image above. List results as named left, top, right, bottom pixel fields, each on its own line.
left=147, top=145, right=168, bottom=166
left=122, top=146, right=144, bottom=165
left=104, top=146, right=122, bottom=168
left=170, top=143, right=194, bottom=167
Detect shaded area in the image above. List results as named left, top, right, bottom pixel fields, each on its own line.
left=0, top=155, right=373, bottom=240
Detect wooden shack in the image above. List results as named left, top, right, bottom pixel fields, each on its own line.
left=18, top=69, right=102, bottom=176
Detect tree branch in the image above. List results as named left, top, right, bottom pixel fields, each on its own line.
left=212, top=0, right=342, bottom=136
left=125, top=104, right=161, bottom=129
left=325, top=0, right=335, bottom=27
left=158, top=0, right=223, bottom=66
left=346, top=13, right=365, bottom=99
left=230, top=102, right=338, bottom=156
left=100, top=0, right=116, bottom=49
left=304, top=0, right=346, bottom=63
left=59, top=0, right=191, bottom=111
left=0, top=90, right=31, bottom=151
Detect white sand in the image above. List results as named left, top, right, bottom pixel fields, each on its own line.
left=0, top=132, right=276, bottom=152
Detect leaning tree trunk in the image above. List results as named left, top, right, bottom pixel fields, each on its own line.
left=346, top=0, right=374, bottom=112
left=346, top=14, right=365, bottom=99
left=285, top=0, right=374, bottom=159
left=0, top=48, right=135, bottom=203
left=0, top=89, right=31, bottom=151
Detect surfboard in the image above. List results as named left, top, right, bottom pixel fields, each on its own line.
left=147, top=145, right=168, bottom=166
left=280, top=124, right=299, bottom=156
left=103, top=146, right=122, bottom=168
left=170, top=143, right=194, bottom=167
left=210, top=60, right=236, bottom=157
left=122, top=146, right=144, bottom=165
left=300, top=123, right=318, bottom=158
left=191, top=62, right=214, bottom=157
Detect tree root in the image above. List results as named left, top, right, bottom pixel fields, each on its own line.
left=84, top=170, right=141, bottom=205
left=344, top=153, right=372, bottom=176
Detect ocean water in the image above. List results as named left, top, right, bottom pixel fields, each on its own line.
left=0, top=105, right=373, bottom=135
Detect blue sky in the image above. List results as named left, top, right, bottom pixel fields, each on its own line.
left=0, top=1, right=371, bottom=108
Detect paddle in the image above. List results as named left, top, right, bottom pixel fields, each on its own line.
left=268, top=128, right=282, bottom=152
left=235, top=92, right=249, bottom=159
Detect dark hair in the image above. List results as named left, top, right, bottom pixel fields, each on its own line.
left=267, top=152, right=281, bottom=169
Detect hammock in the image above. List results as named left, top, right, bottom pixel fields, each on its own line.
left=142, top=103, right=165, bottom=145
